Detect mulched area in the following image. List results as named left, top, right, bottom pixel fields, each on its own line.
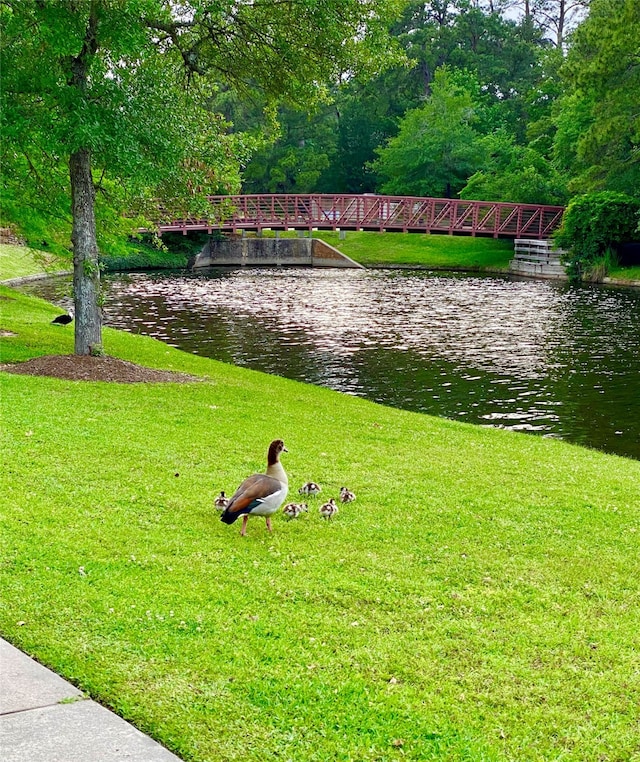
left=0, top=354, right=203, bottom=384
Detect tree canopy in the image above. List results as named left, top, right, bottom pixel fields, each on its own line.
left=1, top=0, right=400, bottom=354
left=559, top=0, right=640, bottom=193
left=372, top=67, right=484, bottom=198
left=2, top=0, right=639, bottom=316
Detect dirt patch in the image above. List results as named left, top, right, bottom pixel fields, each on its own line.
left=0, top=354, right=203, bottom=384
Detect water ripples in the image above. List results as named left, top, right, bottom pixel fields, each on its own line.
left=19, top=267, right=640, bottom=459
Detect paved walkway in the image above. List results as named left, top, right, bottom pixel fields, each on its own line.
left=0, top=638, right=182, bottom=761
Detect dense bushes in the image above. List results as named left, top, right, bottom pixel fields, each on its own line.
left=555, top=192, right=640, bottom=281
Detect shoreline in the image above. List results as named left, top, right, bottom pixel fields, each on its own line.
left=4, top=265, right=640, bottom=290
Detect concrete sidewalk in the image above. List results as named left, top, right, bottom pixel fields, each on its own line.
left=0, top=638, right=182, bottom=761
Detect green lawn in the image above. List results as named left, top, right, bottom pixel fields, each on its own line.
left=0, top=244, right=70, bottom=281
left=268, top=230, right=515, bottom=270
left=1, top=283, right=639, bottom=762
left=608, top=264, right=640, bottom=283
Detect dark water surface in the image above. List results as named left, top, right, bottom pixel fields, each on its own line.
left=23, top=268, right=640, bottom=460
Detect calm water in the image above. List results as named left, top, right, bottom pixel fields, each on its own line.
left=23, top=268, right=640, bottom=460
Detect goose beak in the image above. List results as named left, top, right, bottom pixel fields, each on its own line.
left=283, top=445, right=289, bottom=453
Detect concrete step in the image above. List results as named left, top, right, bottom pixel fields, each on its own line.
left=510, top=260, right=567, bottom=279
left=512, top=253, right=563, bottom=264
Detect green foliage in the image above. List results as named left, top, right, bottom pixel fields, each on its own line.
left=372, top=67, right=485, bottom=198
left=242, top=106, right=337, bottom=194
left=555, top=191, right=640, bottom=281
left=461, top=130, right=568, bottom=204
left=559, top=0, right=640, bottom=195
left=98, top=240, right=189, bottom=273
left=2, top=286, right=640, bottom=761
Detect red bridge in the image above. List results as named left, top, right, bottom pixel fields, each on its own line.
left=158, top=194, right=564, bottom=239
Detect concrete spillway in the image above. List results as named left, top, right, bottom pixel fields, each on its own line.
left=190, top=236, right=363, bottom=269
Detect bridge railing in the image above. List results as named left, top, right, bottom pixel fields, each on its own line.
left=158, top=194, right=565, bottom=239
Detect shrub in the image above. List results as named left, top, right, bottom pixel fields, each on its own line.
left=555, top=192, right=640, bottom=281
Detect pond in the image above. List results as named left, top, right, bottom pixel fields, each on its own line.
left=21, top=267, right=640, bottom=460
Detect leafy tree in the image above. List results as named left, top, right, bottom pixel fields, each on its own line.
left=460, top=130, right=568, bottom=203
left=241, top=104, right=338, bottom=194
left=555, top=191, right=640, bottom=280
left=551, top=91, right=595, bottom=178
left=393, top=2, right=547, bottom=105
left=315, top=73, right=411, bottom=193
left=372, top=67, right=485, bottom=198
left=326, top=1, right=553, bottom=191
left=1, top=0, right=397, bottom=355
left=558, top=0, right=640, bottom=195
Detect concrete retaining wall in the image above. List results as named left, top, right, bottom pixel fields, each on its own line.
left=509, top=239, right=567, bottom=280
left=191, top=237, right=363, bottom=269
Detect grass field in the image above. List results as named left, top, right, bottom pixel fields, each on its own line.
left=0, top=244, right=70, bottom=281
left=2, top=272, right=640, bottom=761
left=262, top=230, right=515, bottom=271
left=608, top=264, right=640, bottom=282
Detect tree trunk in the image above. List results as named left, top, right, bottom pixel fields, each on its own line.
left=70, top=148, right=102, bottom=355
left=557, top=0, right=566, bottom=48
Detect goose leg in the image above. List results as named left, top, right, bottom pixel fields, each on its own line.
left=241, top=515, right=249, bottom=536
left=266, top=517, right=273, bottom=532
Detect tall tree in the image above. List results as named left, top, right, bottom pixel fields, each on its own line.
left=241, top=104, right=338, bottom=194
left=1, top=0, right=397, bottom=355
left=460, top=129, right=568, bottom=203
left=557, top=0, right=640, bottom=194
left=372, top=67, right=485, bottom=197
left=507, top=0, right=589, bottom=46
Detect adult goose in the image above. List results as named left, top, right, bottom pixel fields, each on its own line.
left=220, top=440, right=288, bottom=536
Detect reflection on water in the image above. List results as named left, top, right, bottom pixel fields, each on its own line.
left=21, top=267, right=640, bottom=460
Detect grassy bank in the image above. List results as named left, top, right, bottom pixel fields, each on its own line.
left=1, top=233, right=514, bottom=278
left=5, top=231, right=640, bottom=282
left=262, top=230, right=515, bottom=270
left=608, top=264, right=640, bottom=283
left=1, top=281, right=640, bottom=762
left=0, top=243, right=69, bottom=281
left=0, top=238, right=188, bottom=282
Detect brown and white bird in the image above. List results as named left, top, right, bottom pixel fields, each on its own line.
left=299, top=481, right=321, bottom=496
left=220, top=440, right=289, bottom=536
left=319, top=498, right=338, bottom=520
left=214, top=491, right=229, bottom=511
left=339, top=486, right=356, bottom=504
left=282, top=502, right=308, bottom=520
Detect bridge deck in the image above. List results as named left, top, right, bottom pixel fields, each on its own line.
left=158, top=194, right=564, bottom=239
